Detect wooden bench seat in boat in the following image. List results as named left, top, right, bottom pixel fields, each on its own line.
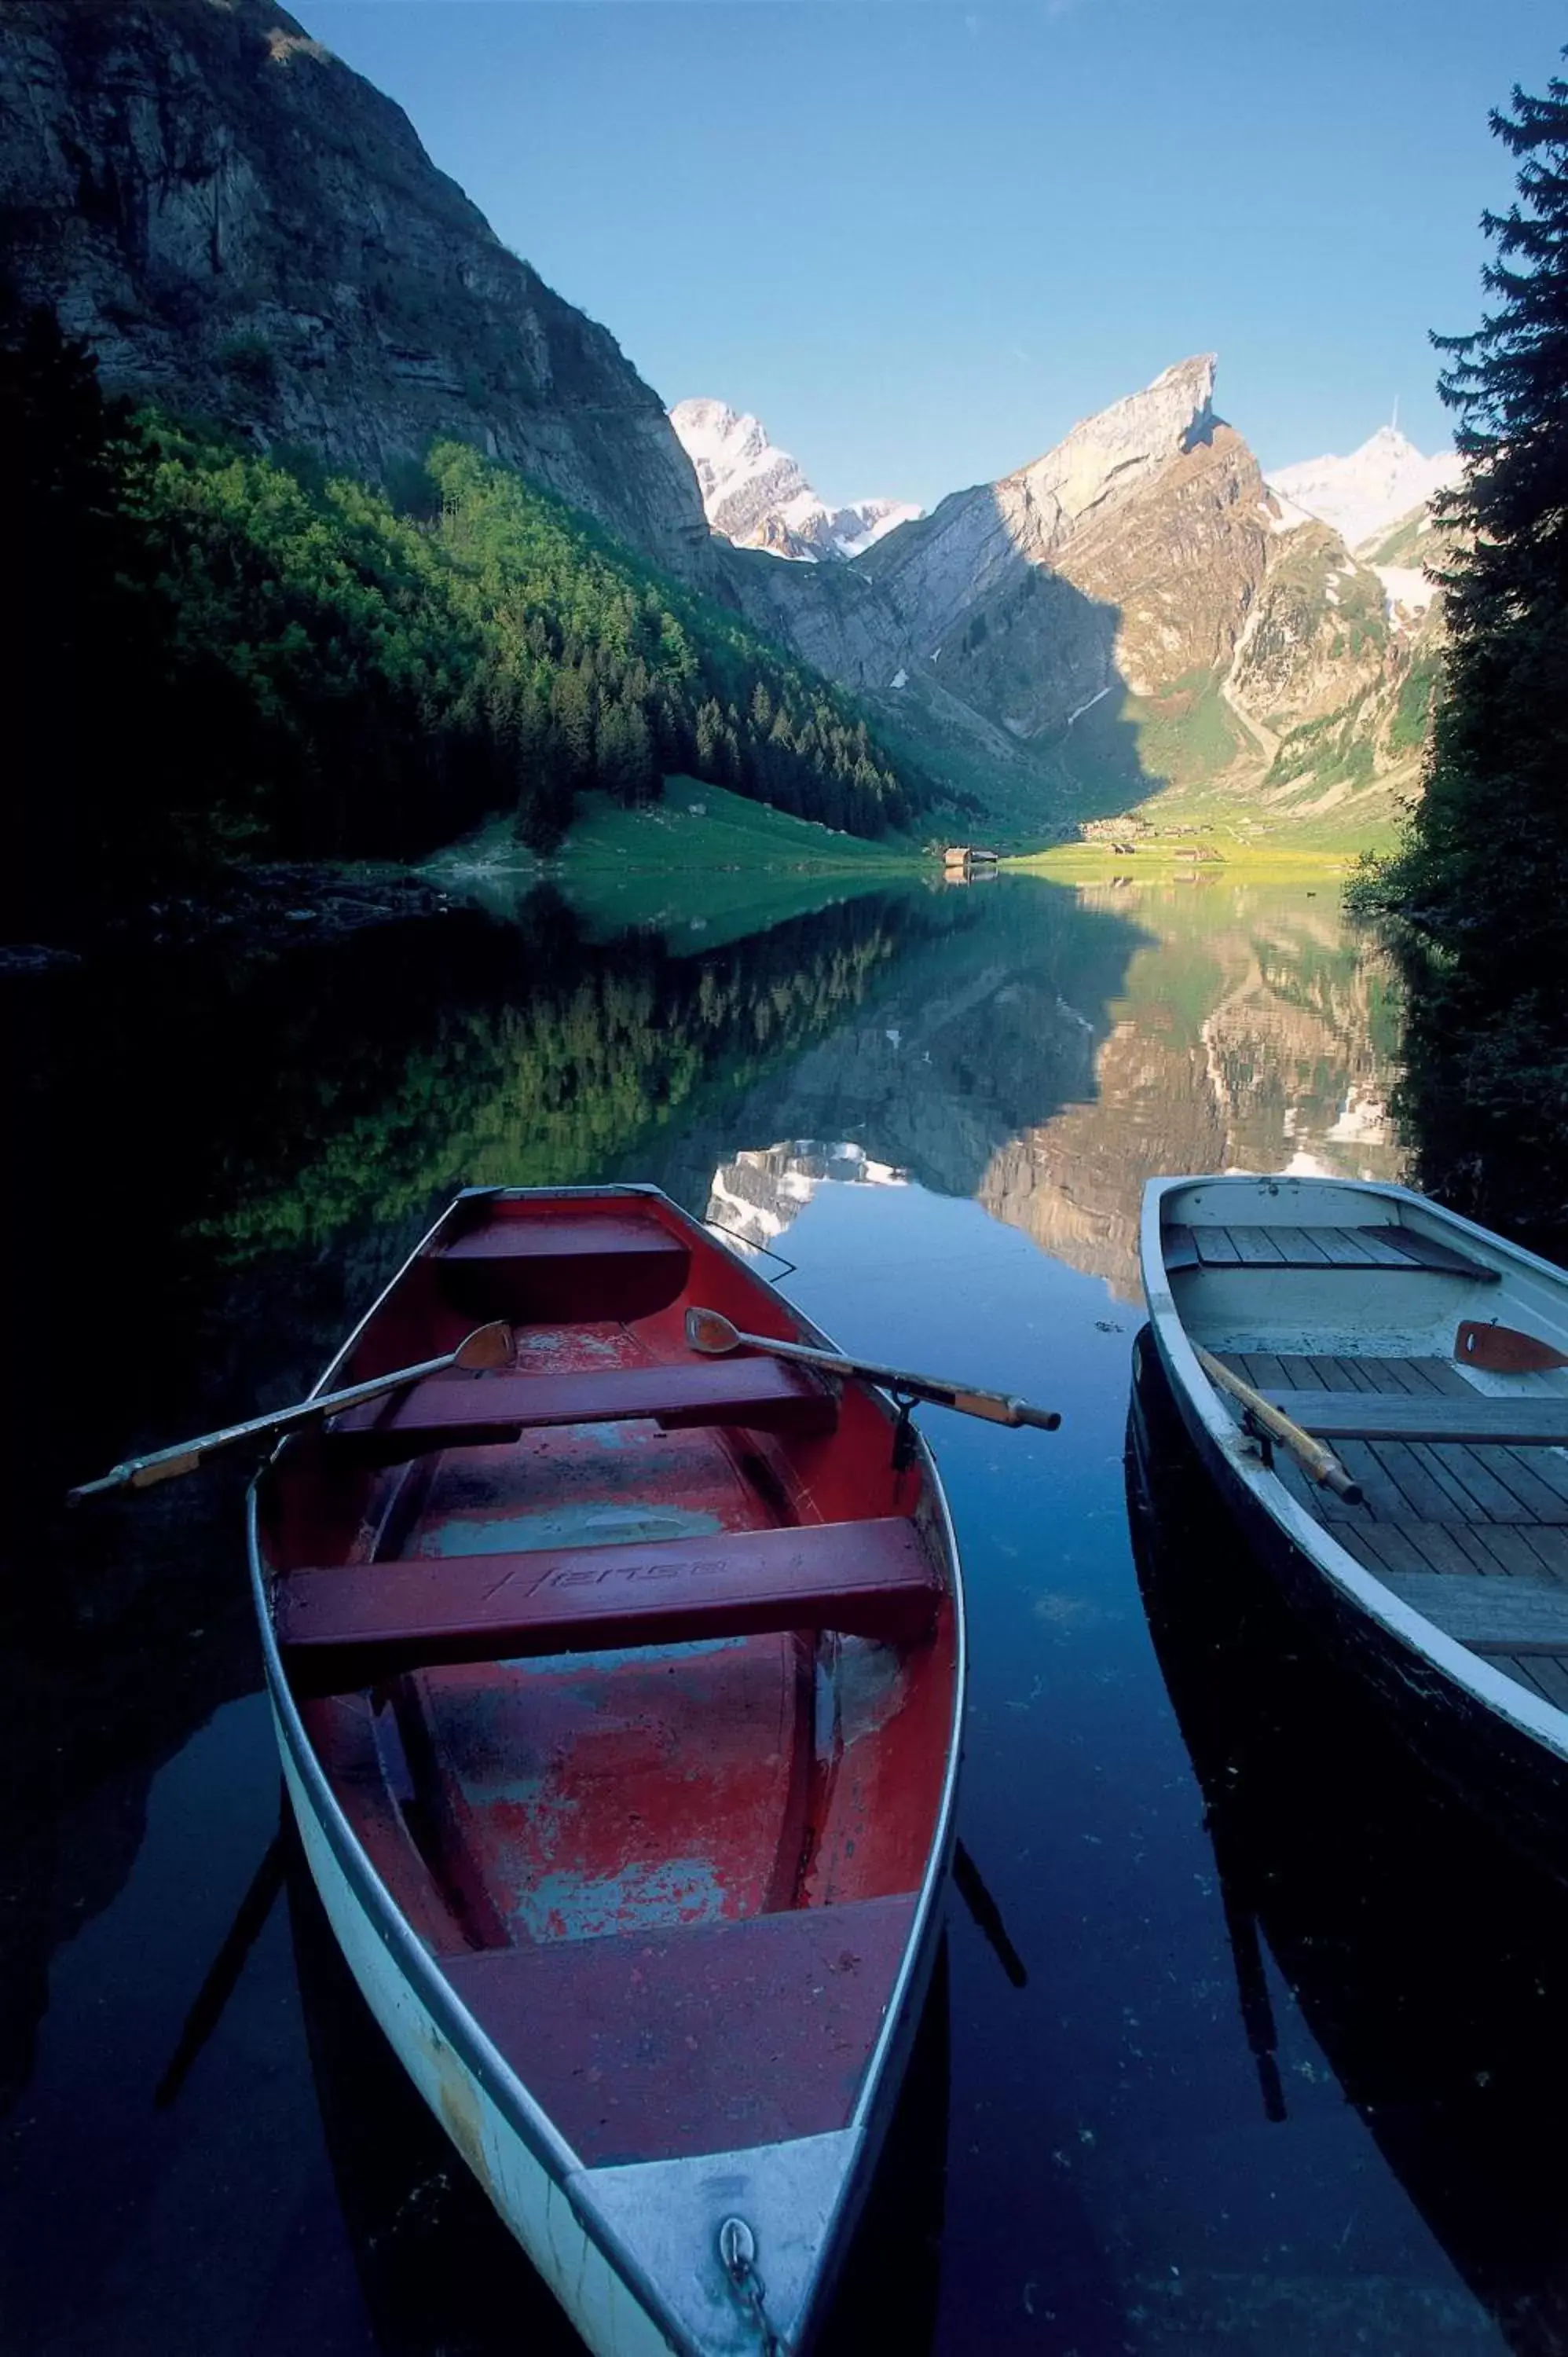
left=277, top=1515, right=939, bottom=1692
left=438, top=1893, right=918, bottom=2166
left=322, top=1358, right=837, bottom=1461
left=1166, top=1222, right=1497, bottom=1279
left=1258, top=1391, right=1568, bottom=1448
left=431, top=1211, right=693, bottom=1321
left=436, top=1213, right=689, bottom=1268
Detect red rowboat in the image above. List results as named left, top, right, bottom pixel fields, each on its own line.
left=249, top=1184, right=964, bottom=2355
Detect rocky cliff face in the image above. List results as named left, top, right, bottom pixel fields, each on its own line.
left=717, top=357, right=1441, bottom=832
left=0, top=0, right=716, bottom=581
left=858, top=357, right=1225, bottom=724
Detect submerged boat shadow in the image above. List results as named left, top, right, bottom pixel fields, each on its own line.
left=286, top=1835, right=950, bottom=2356
left=1127, top=1327, right=1568, bottom=2357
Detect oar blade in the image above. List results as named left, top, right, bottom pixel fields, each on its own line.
left=685, top=1307, right=740, bottom=1355
left=1457, top=1318, right=1568, bottom=1374
left=452, top=1319, right=516, bottom=1372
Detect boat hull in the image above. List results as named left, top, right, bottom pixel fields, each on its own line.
left=266, top=1642, right=953, bottom=2354
left=273, top=1702, right=666, bottom=2355
left=249, top=1184, right=965, bottom=2355
left=1127, top=1351, right=1568, bottom=2351
left=1138, top=1173, right=1568, bottom=1884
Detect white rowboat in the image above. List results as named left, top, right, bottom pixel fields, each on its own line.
left=1140, top=1174, right=1568, bottom=1873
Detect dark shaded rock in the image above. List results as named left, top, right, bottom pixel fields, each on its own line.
left=0, top=0, right=715, bottom=582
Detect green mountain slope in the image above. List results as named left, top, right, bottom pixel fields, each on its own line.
left=11, top=314, right=940, bottom=934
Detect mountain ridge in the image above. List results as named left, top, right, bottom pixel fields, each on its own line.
left=2, top=0, right=1454, bottom=855
left=708, top=362, right=1453, bottom=841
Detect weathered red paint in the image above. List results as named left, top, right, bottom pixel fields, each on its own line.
left=441, top=1894, right=918, bottom=2165
left=259, top=1188, right=958, bottom=2168
left=277, top=1516, right=940, bottom=1692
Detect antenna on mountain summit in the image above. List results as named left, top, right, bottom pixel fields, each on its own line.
left=1391, top=394, right=1401, bottom=433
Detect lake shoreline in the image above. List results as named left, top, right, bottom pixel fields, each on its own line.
left=0, top=861, right=461, bottom=976
left=2, top=783, right=1380, bottom=980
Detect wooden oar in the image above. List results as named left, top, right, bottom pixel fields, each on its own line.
left=68, top=1320, right=515, bottom=1502
left=1193, top=1343, right=1363, bottom=1504
left=683, top=1307, right=1061, bottom=1431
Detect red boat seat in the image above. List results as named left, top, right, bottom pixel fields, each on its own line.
left=436, top=1213, right=689, bottom=1266
left=321, top=1358, right=837, bottom=1464
left=437, top=1893, right=919, bottom=2165
left=432, top=1211, right=693, bottom=1322
left=276, top=1516, right=940, bottom=1693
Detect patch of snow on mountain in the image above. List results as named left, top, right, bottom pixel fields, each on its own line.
left=1376, top=566, right=1438, bottom=622
left=1266, top=427, right=1460, bottom=550
left=837, top=500, right=922, bottom=557
left=1066, top=683, right=1112, bottom=728
left=669, top=398, right=920, bottom=563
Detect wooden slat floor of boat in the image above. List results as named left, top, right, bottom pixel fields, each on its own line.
left=277, top=1516, right=940, bottom=1692
left=1367, top=1572, right=1568, bottom=1651
left=1169, top=1223, right=1498, bottom=1280
left=438, top=1893, right=916, bottom=2166
left=1215, top=1351, right=1568, bottom=1706
left=1257, top=1391, right=1568, bottom=1450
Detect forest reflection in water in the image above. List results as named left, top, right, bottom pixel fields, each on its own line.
left=5, top=865, right=1494, bottom=2357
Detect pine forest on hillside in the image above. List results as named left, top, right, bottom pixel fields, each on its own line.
left=6, top=308, right=933, bottom=940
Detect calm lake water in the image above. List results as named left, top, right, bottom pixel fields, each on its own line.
left=6, top=869, right=1568, bottom=2355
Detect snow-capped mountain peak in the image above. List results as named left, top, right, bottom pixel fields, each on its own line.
left=1265, top=426, right=1460, bottom=552
left=669, top=398, right=919, bottom=563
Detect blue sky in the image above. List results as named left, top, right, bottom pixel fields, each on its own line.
left=309, top=2, right=1562, bottom=509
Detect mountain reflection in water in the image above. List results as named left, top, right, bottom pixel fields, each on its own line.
left=701, top=878, right=1403, bottom=1299
left=4, top=868, right=1449, bottom=2357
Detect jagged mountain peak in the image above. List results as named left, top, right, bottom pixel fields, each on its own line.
left=669, top=397, right=919, bottom=563
left=1008, top=354, right=1218, bottom=521
left=1266, top=426, right=1460, bottom=553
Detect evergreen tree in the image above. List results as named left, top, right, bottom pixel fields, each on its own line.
left=5, top=305, right=940, bottom=932
left=1357, top=60, right=1568, bottom=1244
left=1402, top=63, right=1568, bottom=927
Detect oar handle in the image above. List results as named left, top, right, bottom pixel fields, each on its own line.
left=1318, top=1461, right=1364, bottom=1504
left=71, top=1446, right=204, bottom=1501
left=686, top=1313, right=1061, bottom=1435
left=67, top=1323, right=515, bottom=1504
left=1194, top=1344, right=1363, bottom=1505
left=951, top=1389, right=1062, bottom=1431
